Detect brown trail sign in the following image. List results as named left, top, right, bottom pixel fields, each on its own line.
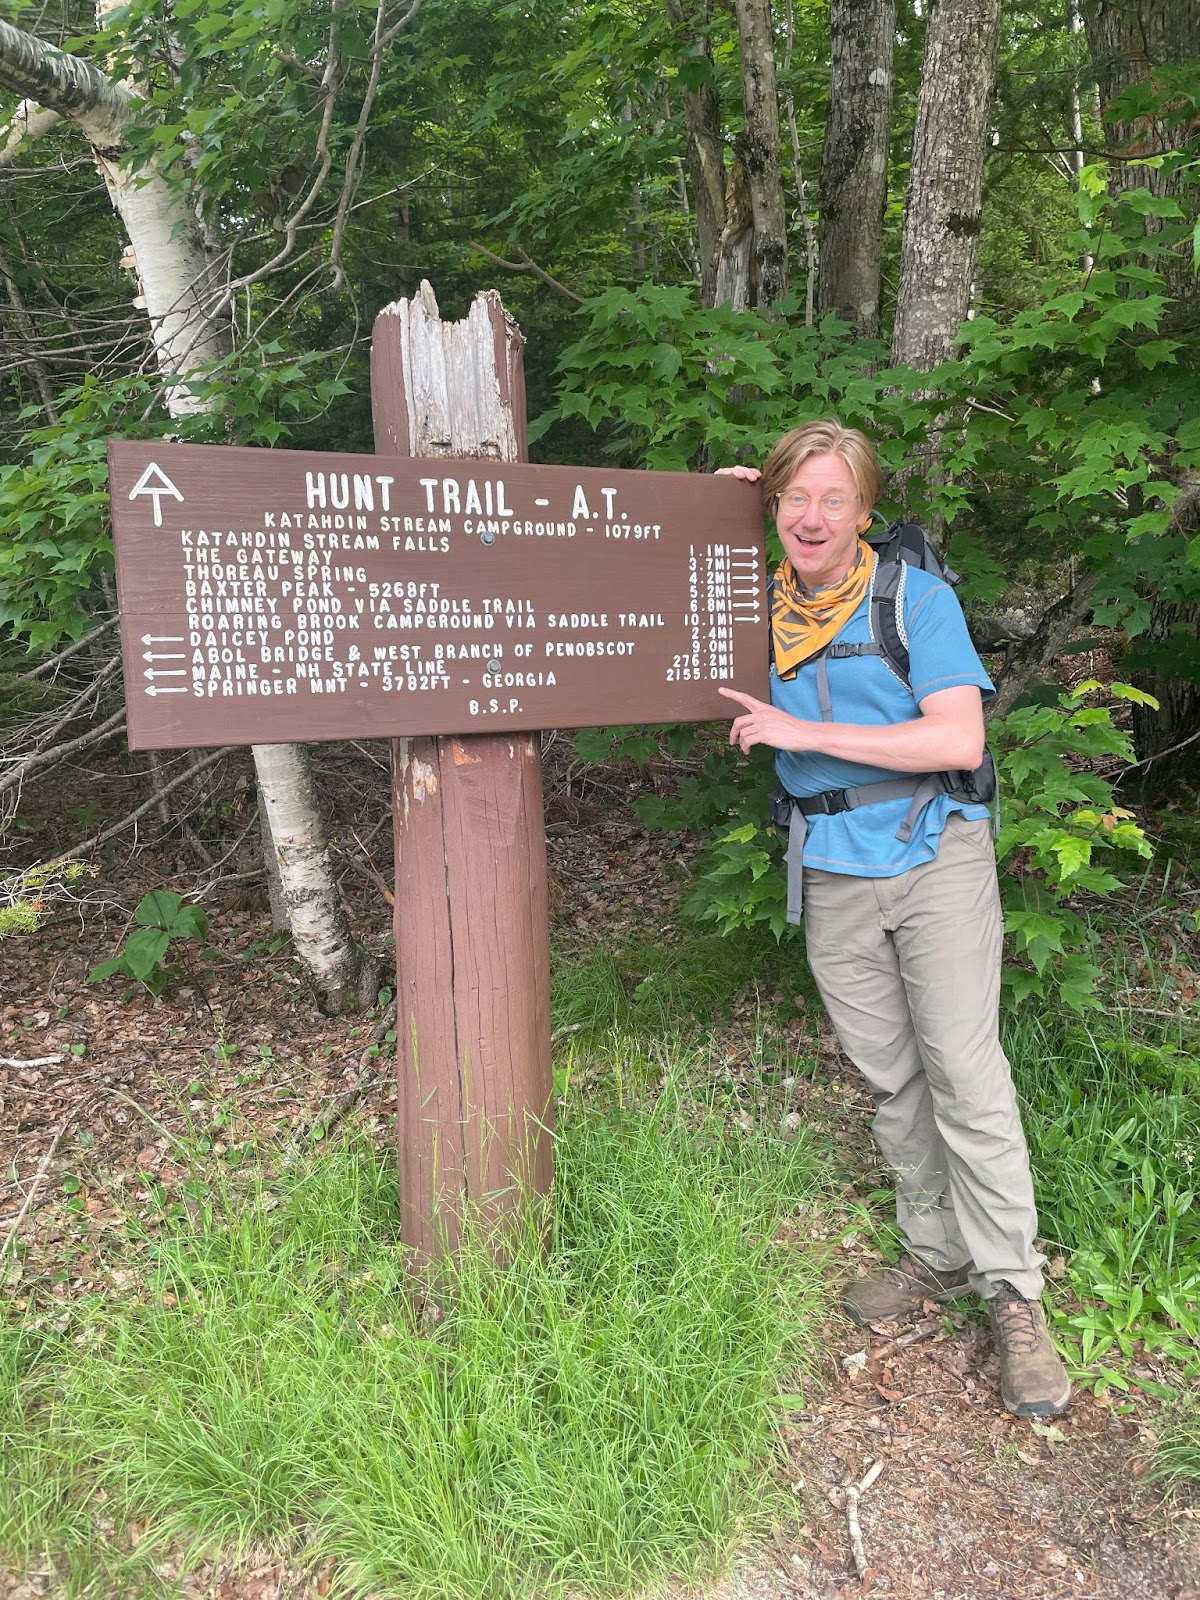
left=108, top=450, right=768, bottom=749
left=107, top=282, right=768, bottom=1259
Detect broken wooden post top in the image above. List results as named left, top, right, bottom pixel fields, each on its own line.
left=372, top=283, right=527, bottom=463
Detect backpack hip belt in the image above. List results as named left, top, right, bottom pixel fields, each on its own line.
left=769, top=757, right=999, bottom=926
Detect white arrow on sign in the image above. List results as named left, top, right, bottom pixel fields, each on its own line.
left=141, top=633, right=184, bottom=645
left=144, top=668, right=186, bottom=679
left=143, top=650, right=185, bottom=663
left=145, top=684, right=188, bottom=696
left=128, top=462, right=184, bottom=527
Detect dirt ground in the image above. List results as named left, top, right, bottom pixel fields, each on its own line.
left=1, top=740, right=1197, bottom=1600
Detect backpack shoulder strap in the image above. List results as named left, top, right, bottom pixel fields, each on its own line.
left=869, top=551, right=910, bottom=686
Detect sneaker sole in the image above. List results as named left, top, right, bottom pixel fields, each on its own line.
left=1003, top=1381, right=1073, bottom=1419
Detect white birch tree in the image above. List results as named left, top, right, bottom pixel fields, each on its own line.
left=0, top=14, right=377, bottom=1014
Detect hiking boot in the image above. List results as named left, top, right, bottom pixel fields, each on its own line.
left=843, top=1253, right=972, bottom=1324
left=986, top=1281, right=1072, bottom=1418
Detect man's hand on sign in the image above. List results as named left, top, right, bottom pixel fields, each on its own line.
left=718, top=687, right=813, bottom=754
left=713, top=465, right=762, bottom=482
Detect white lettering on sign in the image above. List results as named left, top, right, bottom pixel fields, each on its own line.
left=129, top=463, right=185, bottom=527
left=415, top=477, right=515, bottom=517
left=305, top=472, right=395, bottom=511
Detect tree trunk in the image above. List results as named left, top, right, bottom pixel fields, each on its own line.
left=1128, top=602, right=1200, bottom=787
left=732, top=0, right=789, bottom=308
left=253, top=743, right=377, bottom=1013
left=371, top=282, right=553, bottom=1261
left=890, top=0, right=1002, bottom=370
left=817, top=0, right=896, bottom=338
left=1082, top=0, right=1200, bottom=220
left=667, top=0, right=727, bottom=306
left=0, top=15, right=374, bottom=1012
left=714, top=156, right=755, bottom=310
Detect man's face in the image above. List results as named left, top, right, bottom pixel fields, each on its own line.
left=775, top=451, right=866, bottom=592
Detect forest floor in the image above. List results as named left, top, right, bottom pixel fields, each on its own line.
left=1, top=739, right=1198, bottom=1600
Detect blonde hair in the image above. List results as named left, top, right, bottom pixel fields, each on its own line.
left=759, top=419, right=883, bottom=518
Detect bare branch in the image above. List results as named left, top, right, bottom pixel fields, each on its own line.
left=1126, top=723, right=1200, bottom=773
left=380, top=0, right=426, bottom=50
left=466, top=240, right=585, bottom=305
left=329, top=0, right=399, bottom=286
left=28, top=745, right=236, bottom=875
left=986, top=572, right=1099, bottom=723
left=0, top=705, right=127, bottom=800
left=214, top=5, right=344, bottom=308
left=18, top=617, right=117, bottom=681
left=843, top=1459, right=885, bottom=1581
left=5, top=654, right=123, bottom=759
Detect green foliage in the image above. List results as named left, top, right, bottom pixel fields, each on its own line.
left=88, top=890, right=210, bottom=995
left=540, top=159, right=1197, bottom=1013
left=0, top=901, right=41, bottom=938
left=990, top=682, right=1154, bottom=1009
left=0, top=861, right=92, bottom=943
left=540, top=166, right=1200, bottom=644
left=0, top=1105, right=833, bottom=1597
left=1008, top=1004, right=1200, bottom=1390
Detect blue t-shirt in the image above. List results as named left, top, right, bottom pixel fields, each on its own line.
left=771, top=557, right=993, bottom=878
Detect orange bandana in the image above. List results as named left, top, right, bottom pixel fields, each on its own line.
left=771, top=541, right=873, bottom=680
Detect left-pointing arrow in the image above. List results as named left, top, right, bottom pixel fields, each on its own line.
left=143, top=651, right=185, bottom=663
left=145, top=684, right=188, bottom=696
left=144, top=668, right=186, bottom=680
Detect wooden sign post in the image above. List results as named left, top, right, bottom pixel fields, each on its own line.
left=107, top=282, right=769, bottom=1261
left=371, top=285, right=551, bottom=1258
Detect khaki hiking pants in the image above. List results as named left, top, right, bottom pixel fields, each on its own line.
left=804, top=812, right=1046, bottom=1301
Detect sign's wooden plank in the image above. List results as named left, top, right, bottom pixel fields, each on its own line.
left=108, top=441, right=768, bottom=749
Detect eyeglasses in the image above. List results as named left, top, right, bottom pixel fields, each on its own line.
left=777, top=492, right=856, bottom=522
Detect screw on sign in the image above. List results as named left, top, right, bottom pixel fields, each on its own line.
left=107, top=283, right=768, bottom=1261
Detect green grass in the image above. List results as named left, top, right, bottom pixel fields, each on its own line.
left=0, top=1086, right=835, bottom=1599
left=1006, top=1002, right=1200, bottom=1394
left=550, top=925, right=814, bottom=1064
left=1151, top=1390, right=1200, bottom=1491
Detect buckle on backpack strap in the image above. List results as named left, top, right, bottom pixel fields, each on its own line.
left=799, top=787, right=849, bottom=817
